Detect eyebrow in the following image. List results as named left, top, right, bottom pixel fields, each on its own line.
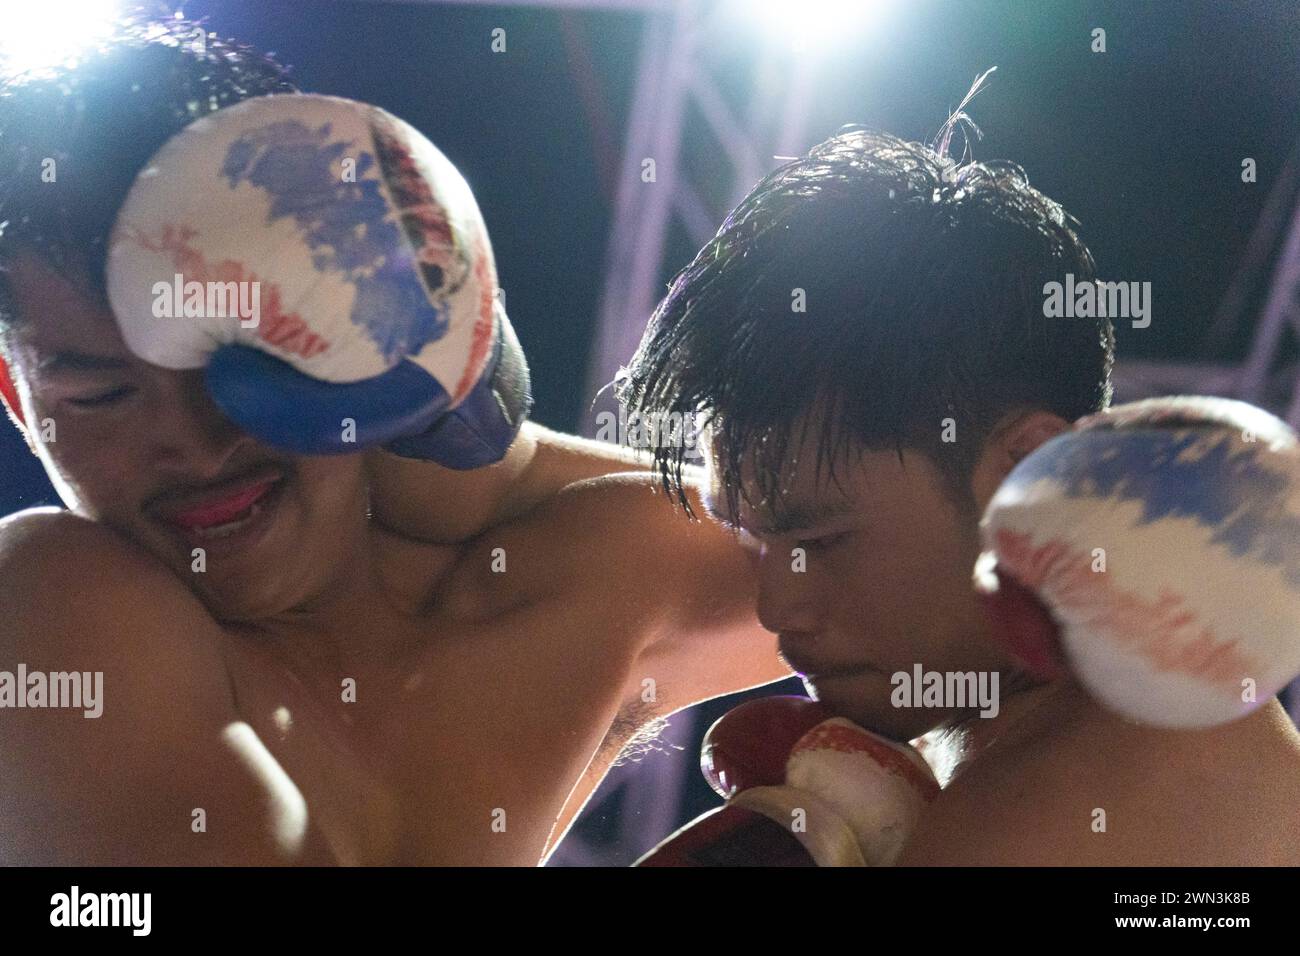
left=35, top=351, right=131, bottom=375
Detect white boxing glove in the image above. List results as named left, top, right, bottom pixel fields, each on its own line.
left=978, top=396, right=1300, bottom=729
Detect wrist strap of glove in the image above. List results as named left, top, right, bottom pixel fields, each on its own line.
left=385, top=301, right=532, bottom=467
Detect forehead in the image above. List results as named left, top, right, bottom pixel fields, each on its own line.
left=701, top=405, right=914, bottom=532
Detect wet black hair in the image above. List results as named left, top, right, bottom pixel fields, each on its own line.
left=616, top=122, right=1114, bottom=523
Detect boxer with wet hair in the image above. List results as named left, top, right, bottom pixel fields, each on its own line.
left=0, top=18, right=791, bottom=866
left=618, top=112, right=1300, bottom=864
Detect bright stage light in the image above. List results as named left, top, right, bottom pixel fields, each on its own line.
left=0, top=0, right=122, bottom=78
left=752, top=0, right=887, bottom=51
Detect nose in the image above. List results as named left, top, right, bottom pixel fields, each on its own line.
left=754, top=541, right=825, bottom=636
left=145, top=368, right=255, bottom=477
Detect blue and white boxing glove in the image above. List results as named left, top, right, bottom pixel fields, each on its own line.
left=977, top=396, right=1300, bottom=729
left=105, top=93, right=530, bottom=467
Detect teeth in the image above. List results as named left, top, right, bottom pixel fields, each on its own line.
left=187, top=500, right=262, bottom=540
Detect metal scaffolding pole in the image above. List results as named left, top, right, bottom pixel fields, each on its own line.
left=581, top=2, right=819, bottom=431
left=355, top=0, right=819, bottom=434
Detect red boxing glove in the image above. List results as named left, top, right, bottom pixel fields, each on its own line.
left=638, top=697, right=939, bottom=866
left=635, top=805, right=817, bottom=867
left=639, top=696, right=830, bottom=867
left=701, top=695, right=834, bottom=797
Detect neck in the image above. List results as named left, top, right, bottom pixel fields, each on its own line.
left=922, top=674, right=1063, bottom=785
left=237, top=519, right=413, bottom=669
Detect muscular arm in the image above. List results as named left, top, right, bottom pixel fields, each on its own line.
left=476, top=472, right=792, bottom=860
left=371, top=425, right=792, bottom=860
left=365, top=422, right=653, bottom=544
left=370, top=423, right=789, bottom=698
left=459, top=468, right=792, bottom=708
left=368, top=414, right=780, bottom=694
left=0, top=510, right=337, bottom=865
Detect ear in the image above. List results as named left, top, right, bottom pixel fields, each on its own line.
left=969, top=409, right=1071, bottom=511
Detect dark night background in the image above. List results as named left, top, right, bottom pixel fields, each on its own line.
left=2, top=0, right=1298, bottom=864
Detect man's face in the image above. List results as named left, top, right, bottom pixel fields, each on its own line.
left=2, top=252, right=367, bottom=621
left=705, top=408, right=1018, bottom=741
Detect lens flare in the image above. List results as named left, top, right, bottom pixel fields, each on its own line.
left=0, top=0, right=123, bottom=79
left=751, top=0, right=886, bottom=50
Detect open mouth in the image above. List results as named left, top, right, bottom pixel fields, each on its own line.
left=153, top=473, right=285, bottom=549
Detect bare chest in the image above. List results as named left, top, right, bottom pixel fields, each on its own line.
left=218, top=599, right=643, bottom=865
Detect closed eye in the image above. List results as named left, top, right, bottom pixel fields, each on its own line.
left=797, top=531, right=849, bottom=552
left=68, top=385, right=136, bottom=408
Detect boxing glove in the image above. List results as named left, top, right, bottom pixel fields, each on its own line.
left=701, top=695, right=833, bottom=797
left=638, top=696, right=939, bottom=866
left=639, top=697, right=831, bottom=866
left=105, top=93, right=530, bottom=466
left=977, top=395, right=1300, bottom=729
left=634, top=805, right=819, bottom=867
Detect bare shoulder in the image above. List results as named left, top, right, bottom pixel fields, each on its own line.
left=1, top=506, right=171, bottom=575
left=0, top=506, right=232, bottom=744
left=901, top=692, right=1300, bottom=866
left=0, top=507, right=211, bottom=652
left=531, top=466, right=708, bottom=530
left=0, top=506, right=116, bottom=566
left=0, top=509, right=318, bottom=864
left=1, top=505, right=161, bottom=575
left=523, top=466, right=735, bottom=573
left=451, top=465, right=746, bottom=605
